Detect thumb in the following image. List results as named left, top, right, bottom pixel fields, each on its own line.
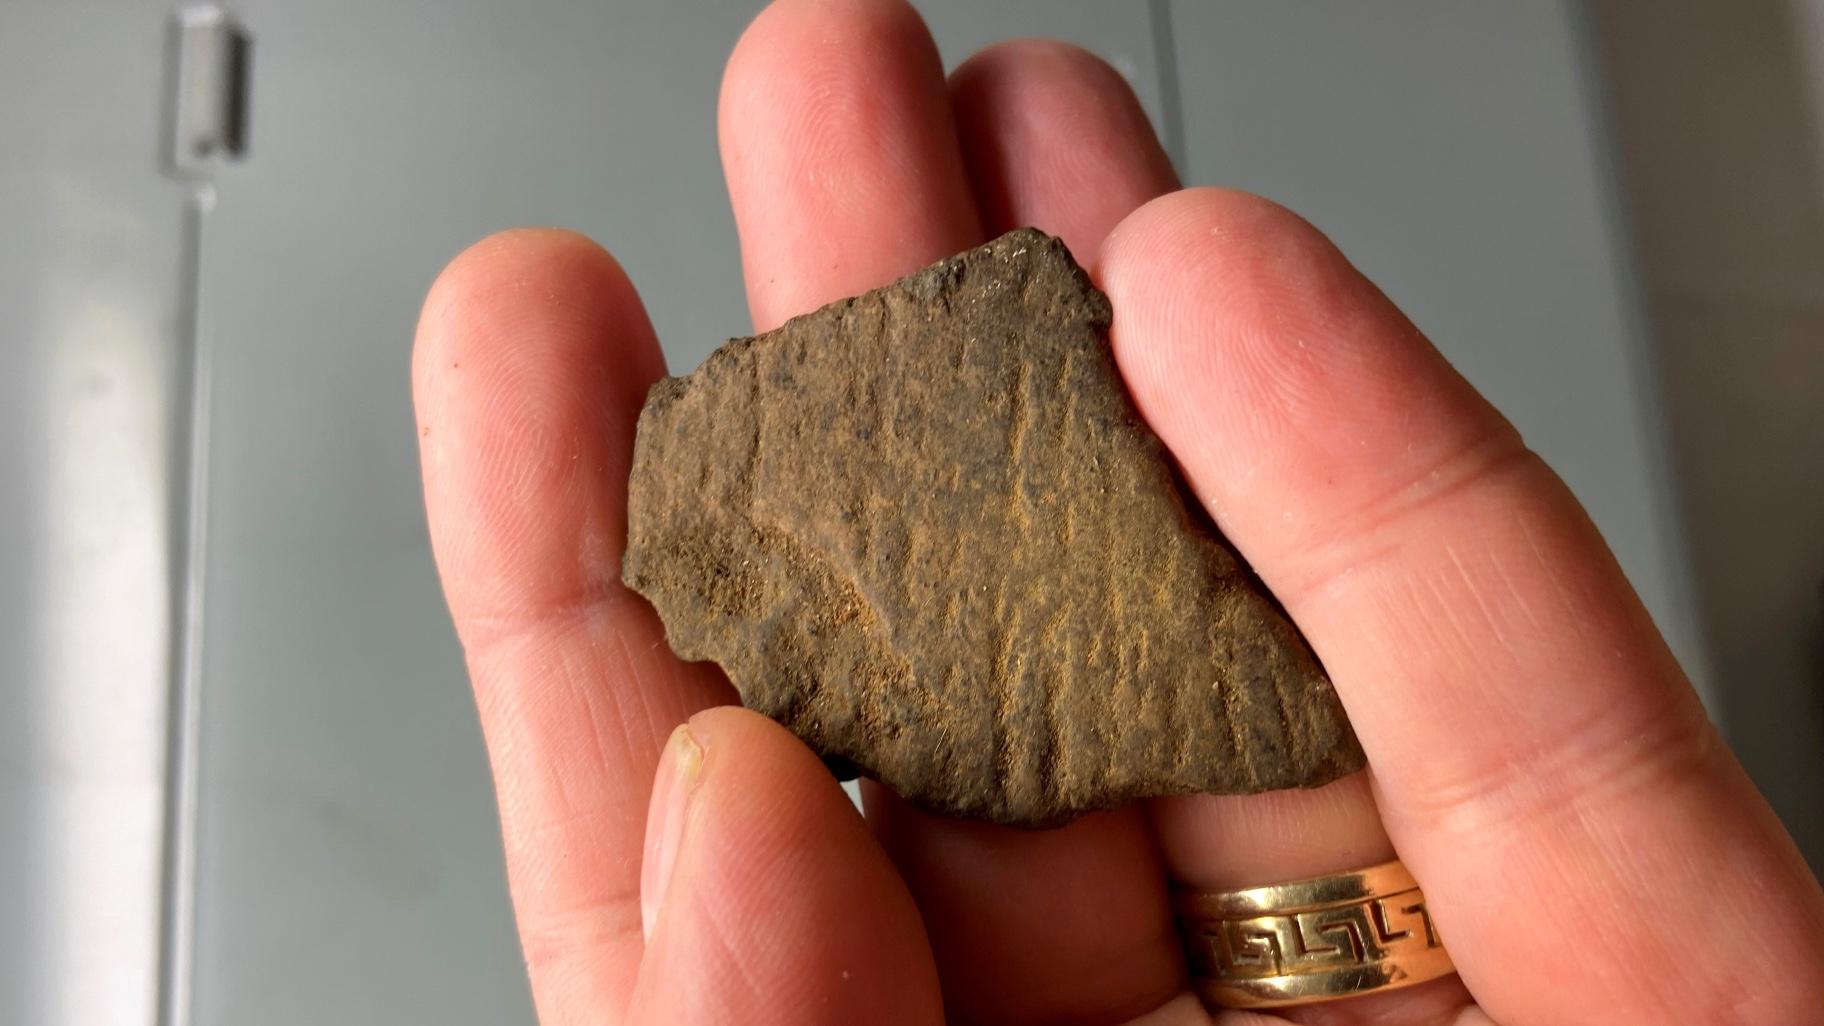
left=628, top=707, right=943, bottom=1026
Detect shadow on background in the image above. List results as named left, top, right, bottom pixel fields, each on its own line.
left=1591, top=1, right=1824, bottom=868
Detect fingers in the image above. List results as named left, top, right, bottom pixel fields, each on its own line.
left=948, top=39, right=1458, bottom=1023
left=416, top=230, right=655, bottom=636
left=719, top=0, right=979, bottom=331
left=949, top=40, right=1442, bottom=1018
left=949, top=39, right=1178, bottom=258
left=720, top=10, right=1182, bottom=1022
left=864, top=790, right=1183, bottom=1025
left=629, top=708, right=941, bottom=1026
left=414, top=230, right=735, bottom=1022
left=859, top=39, right=1194, bottom=1026
left=1099, top=189, right=1824, bottom=1023
left=948, top=39, right=1379, bottom=904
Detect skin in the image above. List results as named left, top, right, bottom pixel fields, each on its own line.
left=411, top=2, right=1824, bottom=1023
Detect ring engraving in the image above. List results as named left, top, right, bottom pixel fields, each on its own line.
left=1177, top=859, right=1456, bottom=1007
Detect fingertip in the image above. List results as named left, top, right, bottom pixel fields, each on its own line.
left=680, top=704, right=832, bottom=791
left=640, top=723, right=704, bottom=942
left=675, top=705, right=881, bottom=867
left=426, top=226, right=618, bottom=299
left=950, top=38, right=1142, bottom=124
left=419, top=228, right=619, bottom=334
left=950, top=38, right=1177, bottom=259
left=718, top=0, right=976, bottom=329
left=412, top=225, right=668, bottom=637
left=952, top=36, right=1105, bottom=78
left=419, top=227, right=642, bottom=355
left=722, top=0, right=932, bottom=96
left=413, top=228, right=655, bottom=438
left=719, top=0, right=946, bottom=183
left=1100, top=189, right=1321, bottom=426
left=1096, top=188, right=1498, bottom=548
left=632, top=706, right=942, bottom=1026
left=1097, top=186, right=1353, bottom=332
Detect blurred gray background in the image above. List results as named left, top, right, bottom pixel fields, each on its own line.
left=3, top=1, right=1820, bottom=1023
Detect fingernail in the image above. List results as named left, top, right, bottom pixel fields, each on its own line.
left=641, top=723, right=703, bottom=941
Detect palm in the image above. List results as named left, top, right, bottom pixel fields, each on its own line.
left=411, top=2, right=1824, bottom=1024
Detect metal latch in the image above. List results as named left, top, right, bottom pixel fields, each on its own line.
left=166, top=4, right=251, bottom=175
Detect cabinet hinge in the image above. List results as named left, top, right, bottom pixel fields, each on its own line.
left=166, top=4, right=251, bottom=176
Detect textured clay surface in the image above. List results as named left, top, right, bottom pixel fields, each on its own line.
left=623, top=228, right=1363, bottom=826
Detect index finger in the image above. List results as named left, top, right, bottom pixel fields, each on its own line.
left=414, top=230, right=735, bottom=1020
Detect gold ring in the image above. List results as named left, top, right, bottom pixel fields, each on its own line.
left=1176, top=859, right=1456, bottom=1008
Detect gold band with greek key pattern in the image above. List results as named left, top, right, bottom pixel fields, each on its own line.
left=1176, top=859, right=1457, bottom=1008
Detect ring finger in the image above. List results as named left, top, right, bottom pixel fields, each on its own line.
left=941, top=35, right=1473, bottom=1025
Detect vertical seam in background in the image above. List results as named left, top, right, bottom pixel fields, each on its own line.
left=1561, top=0, right=1719, bottom=709
left=1148, top=0, right=1188, bottom=175
left=157, top=183, right=216, bottom=1026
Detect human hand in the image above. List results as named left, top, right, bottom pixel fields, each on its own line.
left=411, top=2, right=1824, bottom=1023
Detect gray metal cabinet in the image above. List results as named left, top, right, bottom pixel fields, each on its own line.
left=2, top=3, right=204, bottom=1024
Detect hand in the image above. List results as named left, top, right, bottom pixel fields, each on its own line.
left=411, top=2, right=1824, bottom=1023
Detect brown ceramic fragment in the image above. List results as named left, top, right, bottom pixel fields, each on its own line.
left=622, top=228, right=1363, bottom=826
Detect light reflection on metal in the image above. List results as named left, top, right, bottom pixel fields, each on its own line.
left=29, top=175, right=175, bottom=1026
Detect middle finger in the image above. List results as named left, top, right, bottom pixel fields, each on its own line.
left=718, top=3, right=1180, bottom=1023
